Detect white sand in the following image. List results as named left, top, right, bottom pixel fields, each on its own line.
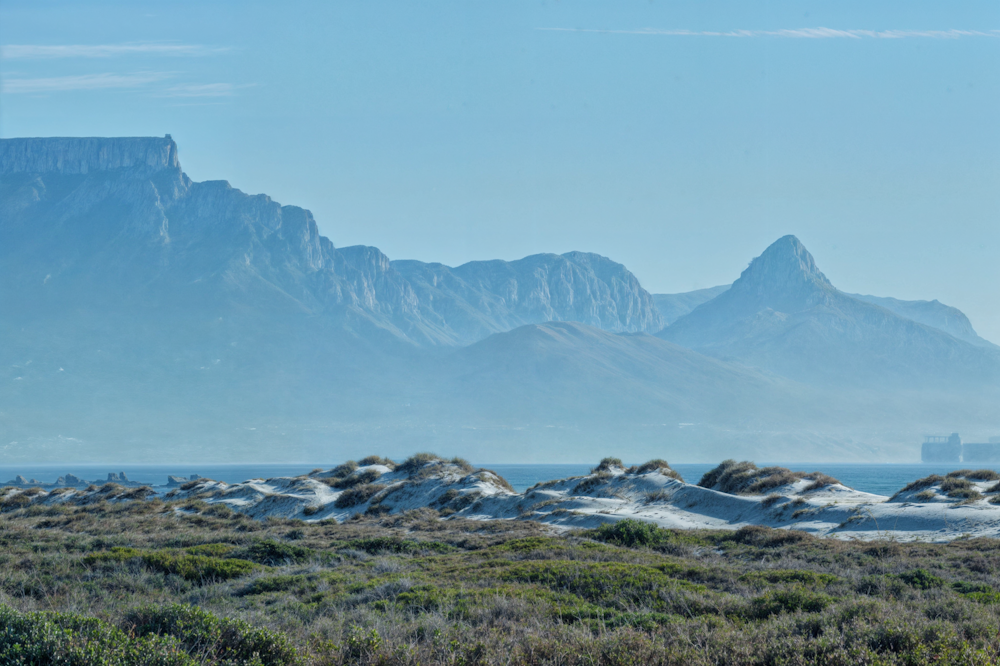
left=8, top=462, right=1000, bottom=542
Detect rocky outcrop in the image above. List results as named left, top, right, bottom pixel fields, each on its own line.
left=0, top=136, right=179, bottom=175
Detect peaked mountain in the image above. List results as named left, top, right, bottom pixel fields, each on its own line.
left=658, top=236, right=1000, bottom=387
left=0, top=136, right=660, bottom=347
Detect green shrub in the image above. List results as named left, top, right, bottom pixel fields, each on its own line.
left=963, top=591, right=1000, bottom=604
left=896, top=568, right=945, bottom=590
left=241, top=575, right=308, bottom=596
left=230, top=539, right=313, bottom=565
left=0, top=604, right=194, bottom=665
left=500, top=560, right=704, bottom=610
left=85, top=547, right=258, bottom=582
left=726, top=525, right=810, bottom=547
left=952, top=581, right=993, bottom=595
left=747, top=588, right=835, bottom=618
left=140, top=552, right=258, bottom=582
left=185, top=543, right=237, bottom=557
left=336, top=537, right=452, bottom=555
left=589, top=519, right=672, bottom=549
left=856, top=575, right=908, bottom=597
left=124, top=604, right=302, bottom=665
left=739, top=569, right=839, bottom=586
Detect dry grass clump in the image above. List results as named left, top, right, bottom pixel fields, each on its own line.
left=761, top=494, right=783, bottom=507
left=334, top=483, right=387, bottom=509
left=801, top=473, right=841, bottom=492
left=699, top=461, right=844, bottom=496
left=698, top=461, right=789, bottom=495
left=939, top=477, right=983, bottom=501
left=329, top=460, right=359, bottom=478
left=358, top=455, right=397, bottom=469
left=449, top=457, right=475, bottom=474
left=591, top=457, right=624, bottom=473
left=332, top=468, right=383, bottom=489
left=476, top=469, right=515, bottom=493
left=897, top=475, right=944, bottom=495
left=398, top=453, right=444, bottom=475
left=627, top=459, right=684, bottom=481
left=573, top=471, right=613, bottom=495
left=947, top=469, right=1000, bottom=481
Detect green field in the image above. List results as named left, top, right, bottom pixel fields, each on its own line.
left=2, top=496, right=1000, bottom=665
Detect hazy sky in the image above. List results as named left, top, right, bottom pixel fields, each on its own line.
left=2, top=0, right=998, bottom=341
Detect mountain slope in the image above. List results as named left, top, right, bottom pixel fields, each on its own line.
left=653, top=285, right=730, bottom=325
left=849, top=294, right=997, bottom=349
left=658, top=236, right=1000, bottom=387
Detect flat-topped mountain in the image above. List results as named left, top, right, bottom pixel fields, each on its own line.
left=659, top=236, right=1000, bottom=387
left=0, top=136, right=660, bottom=347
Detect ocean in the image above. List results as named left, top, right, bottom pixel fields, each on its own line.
left=0, top=462, right=992, bottom=497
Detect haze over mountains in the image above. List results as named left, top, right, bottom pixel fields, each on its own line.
left=1, top=137, right=997, bottom=463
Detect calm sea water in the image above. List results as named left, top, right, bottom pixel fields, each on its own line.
left=0, top=462, right=993, bottom=497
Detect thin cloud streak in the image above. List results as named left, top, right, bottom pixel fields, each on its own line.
left=2, top=72, right=172, bottom=94
left=537, top=27, right=1000, bottom=39
left=159, top=83, right=255, bottom=98
left=0, top=43, right=229, bottom=59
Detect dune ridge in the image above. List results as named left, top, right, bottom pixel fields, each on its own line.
left=8, top=456, right=1000, bottom=542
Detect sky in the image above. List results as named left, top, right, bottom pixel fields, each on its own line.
left=2, top=0, right=999, bottom=341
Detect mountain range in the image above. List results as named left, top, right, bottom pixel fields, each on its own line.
left=1, top=136, right=997, bottom=463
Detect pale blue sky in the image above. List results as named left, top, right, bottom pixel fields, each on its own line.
left=2, top=1, right=998, bottom=341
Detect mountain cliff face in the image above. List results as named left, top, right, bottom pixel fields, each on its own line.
left=659, top=236, right=1000, bottom=387
left=392, top=253, right=663, bottom=344
left=0, top=137, right=661, bottom=346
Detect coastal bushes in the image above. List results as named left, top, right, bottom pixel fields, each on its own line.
left=589, top=518, right=673, bottom=548
left=5, top=498, right=1000, bottom=664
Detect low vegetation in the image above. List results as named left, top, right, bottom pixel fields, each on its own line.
left=699, top=460, right=843, bottom=495
left=5, top=496, right=1000, bottom=664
